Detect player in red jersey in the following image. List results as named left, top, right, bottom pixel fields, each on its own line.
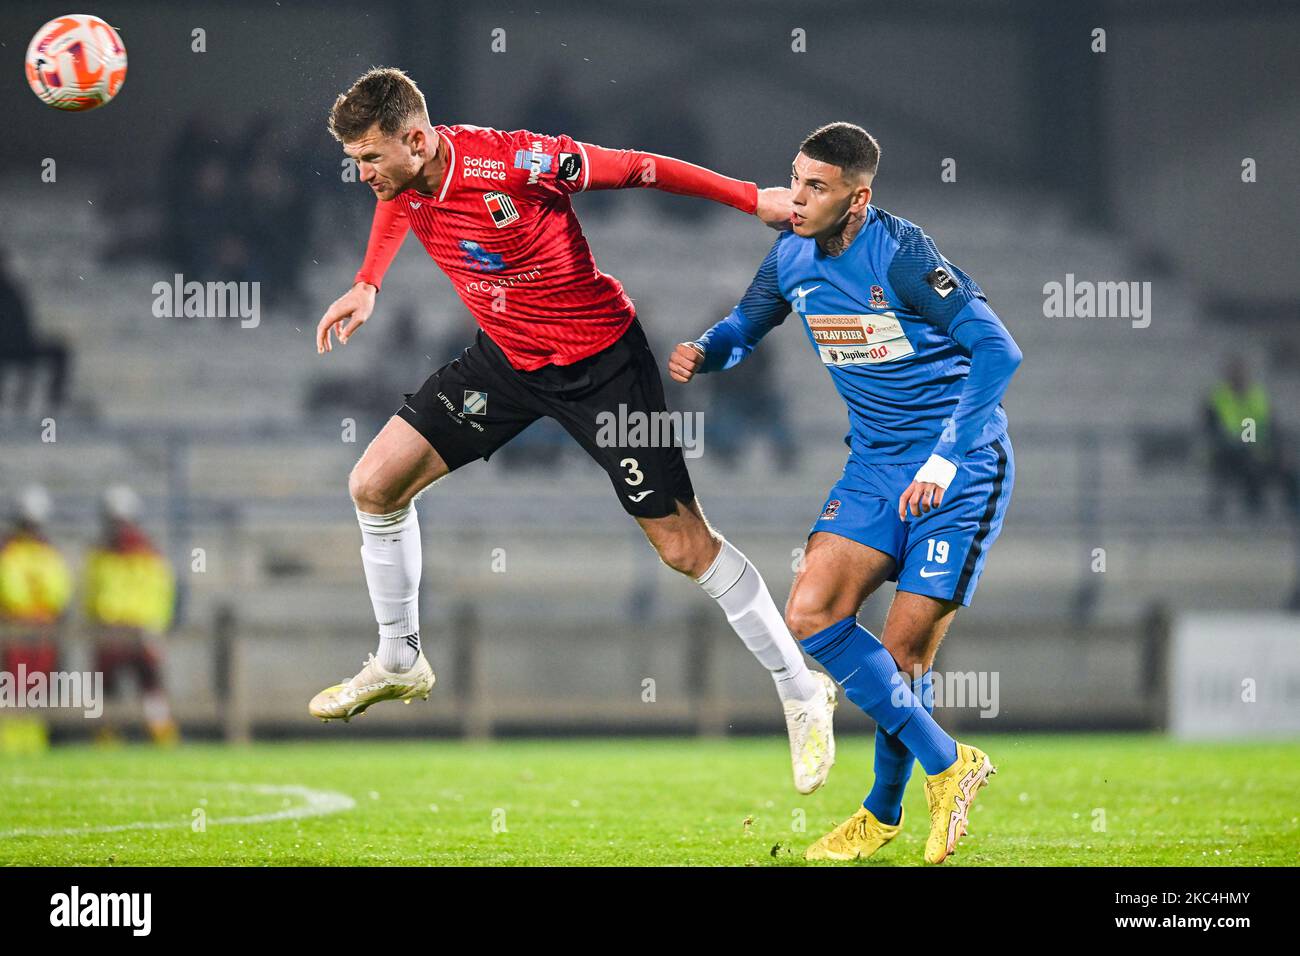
left=309, top=68, right=837, bottom=793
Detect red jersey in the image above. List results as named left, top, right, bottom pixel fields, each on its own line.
left=353, top=125, right=758, bottom=371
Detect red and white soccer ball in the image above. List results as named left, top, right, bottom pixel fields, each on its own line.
left=25, top=14, right=128, bottom=111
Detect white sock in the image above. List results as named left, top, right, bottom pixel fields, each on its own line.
left=357, top=503, right=422, bottom=667
left=696, top=539, right=817, bottom=702
left=378, top=632, right=421, bottom=673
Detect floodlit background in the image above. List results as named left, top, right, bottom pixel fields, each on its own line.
left=2, top=0, right=1298, bottom=745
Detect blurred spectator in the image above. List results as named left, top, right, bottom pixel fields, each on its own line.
left=83, top=485, right=178, bottom=745
left=0, top=246, right=71, bottom=415
left=239, top=119, right=316, bottom=308
left=0, top=486, right=72, bottom=754
left=163, top=113, right=316, bottom=312
left=172, top=154, right=253, bottom=287
left=1203, top=355, right=1300, bottom=520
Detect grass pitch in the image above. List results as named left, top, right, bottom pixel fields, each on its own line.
left=1, top=734, right=1297, bottom=866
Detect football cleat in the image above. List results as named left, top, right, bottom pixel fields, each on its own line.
left=805, top=806, right=904, bottom=862
left=308, top=652, right=435, bottom=722
left=784, top=670, right=838, bottom=794
left=923, top=741, right=996, bottom=864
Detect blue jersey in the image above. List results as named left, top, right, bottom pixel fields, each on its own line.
left=695, top=205, right=1022, bottom=466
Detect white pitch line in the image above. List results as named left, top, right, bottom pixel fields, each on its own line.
left=0, top=777, right=356, bottom=838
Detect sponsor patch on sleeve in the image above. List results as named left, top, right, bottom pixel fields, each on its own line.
left=924, top=267, right=959, bottom=299
left=557, top=151, right=583, bottom=182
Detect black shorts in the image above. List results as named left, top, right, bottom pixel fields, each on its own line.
left=396, top=318, right=696, bottom=519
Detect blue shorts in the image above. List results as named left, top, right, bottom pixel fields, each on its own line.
left=809, top=437, right=1014, bottom=607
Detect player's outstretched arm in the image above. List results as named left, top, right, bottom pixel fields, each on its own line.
left=316, top=197, right=410, bottom=354
left=579, top=142, right=792, bottom=230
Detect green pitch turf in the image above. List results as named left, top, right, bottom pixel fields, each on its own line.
left=1, top=734, right=1297, bottom=866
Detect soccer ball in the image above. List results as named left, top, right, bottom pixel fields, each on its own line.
left=25, top=14, right=128, bottom=111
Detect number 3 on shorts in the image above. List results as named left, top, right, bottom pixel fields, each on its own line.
left=620, top=457, right=643, bottom=486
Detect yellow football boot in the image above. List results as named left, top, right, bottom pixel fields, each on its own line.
left=923, top=742, right=995, bottom=864
left=805, top=806, right=904, bottom=862
left=147, top=718, right=181, bottom=747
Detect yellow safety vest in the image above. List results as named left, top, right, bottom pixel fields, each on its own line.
left=1210, top=382, right=1270, bottom=445
left=0, top=535, right=73, bottom=624
left=82, top=547, right=175, bottom=633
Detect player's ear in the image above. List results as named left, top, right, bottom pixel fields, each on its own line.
left=852, top=180, right=873, bottom=213
left=403, top=125, right=425, bottom=158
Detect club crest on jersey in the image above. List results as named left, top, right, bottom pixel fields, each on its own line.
left=869, top=285, right=890, bottom=309
left=463, top=390, right=488, bottom=415
left=820, top=499, right=841, bottom=520
left=483, top=191, right=519, bottom=228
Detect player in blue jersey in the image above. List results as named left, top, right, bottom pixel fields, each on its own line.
left=669, top=122, right=1022, bottom=863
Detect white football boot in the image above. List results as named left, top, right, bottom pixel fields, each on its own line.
left=309, top=652, right=435, bottom=722
left=784, top=670, right=838, bottom=793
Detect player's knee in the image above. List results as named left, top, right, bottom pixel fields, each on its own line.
left=889, top=647, right=927, bottom=679
left=784, top=593, right=840, bottom=642
left=348, top=463, right=399, bottom=513
left=653, top=532, right=714, bottom=579
left=880, top=628, right=933, bottom=679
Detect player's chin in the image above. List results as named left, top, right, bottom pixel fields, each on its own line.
left=789, top=217, right=815, bottom=237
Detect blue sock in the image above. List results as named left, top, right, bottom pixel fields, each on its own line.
left=863, top=670, right=933, bottom=825
left=801, top=616, right=957, bottom=775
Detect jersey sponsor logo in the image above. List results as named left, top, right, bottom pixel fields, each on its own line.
left=463, top=390, right=488, bottom=415
left=924, top=267, right=958, bottom=298
left=514, top=145, right=553, bottom=184
left=458, top=239, right=506, bottom=272
left=806, top=313, right=915, bottom=366
left=557, top=151, right=582, bottom=182
left=462, top=154, right=508, bottom=181
left=482, top=191, right=519, bottom=227
left=820, top=498, right=841, bottom=520
left=869, top=284, right=890, bottom=309
left=410, top=201, right=423, bottom=209
left=464, top=267, right=542, bottom=295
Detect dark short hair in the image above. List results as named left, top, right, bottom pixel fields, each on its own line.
left=328, top=66, right=429, bottom=143
left=799, top=122, right=880, bottom=179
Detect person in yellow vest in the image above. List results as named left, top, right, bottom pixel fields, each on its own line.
left=84, top=485, right=178, bottom=745
left=1204, top=356, right=1300, bottom=519
left=0, top=486, right=73, bottom=753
